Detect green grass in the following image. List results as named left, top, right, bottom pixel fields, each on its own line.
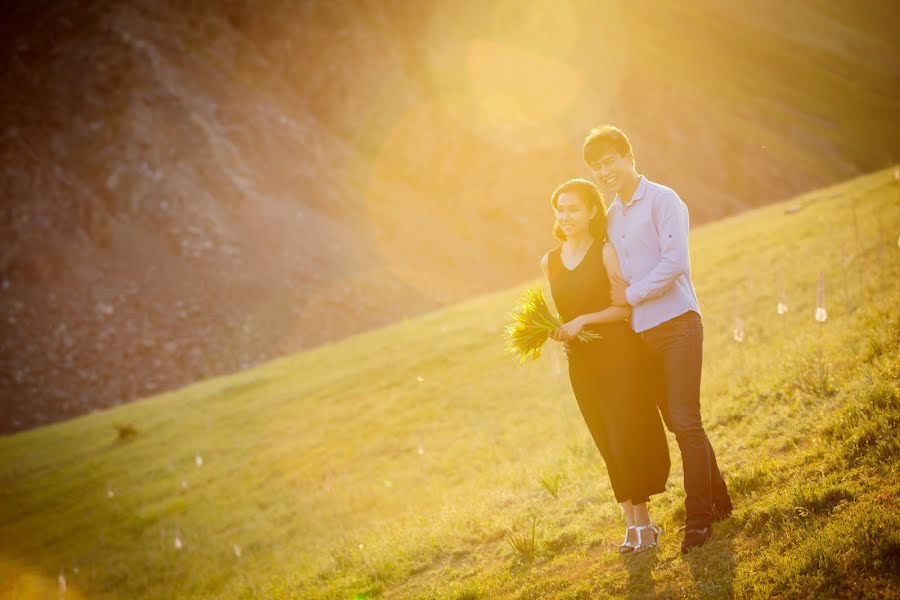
left=1, top=167, right=899, bottom=599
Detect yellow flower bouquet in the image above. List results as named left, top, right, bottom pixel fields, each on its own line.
left=504, top=287, right=601, bottom=365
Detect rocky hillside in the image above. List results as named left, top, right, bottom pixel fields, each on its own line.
left=2, top=0, right=899, bottom=432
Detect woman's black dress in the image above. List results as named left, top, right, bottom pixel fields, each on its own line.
left=548, top=240, right=670, bottom=504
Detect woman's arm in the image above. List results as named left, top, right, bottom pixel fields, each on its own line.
left=560, top=305, right=630, bottom=338
left=603, top=240, right=630, bottom=309
left=542, top=251, right=566, bottom=343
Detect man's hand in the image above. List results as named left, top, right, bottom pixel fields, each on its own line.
left=610, top=274, right=629, bottom=306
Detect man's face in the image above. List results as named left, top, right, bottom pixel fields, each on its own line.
left=587, top=150, right=633, bottom=195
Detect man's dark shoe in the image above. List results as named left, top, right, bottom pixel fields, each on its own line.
left=712, top=500, right=734, bottom=522
left=681, top=526, right=711, bottom=554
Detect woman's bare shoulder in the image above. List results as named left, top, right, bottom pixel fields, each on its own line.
left=542, top=244, right=562, bottom=265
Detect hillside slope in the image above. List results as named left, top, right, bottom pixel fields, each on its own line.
left=0, top=168, right=897, bottom=598
left=2, top=0, right=900, bottom=432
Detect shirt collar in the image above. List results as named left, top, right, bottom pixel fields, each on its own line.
left=613, top=175, right=648, bottom=209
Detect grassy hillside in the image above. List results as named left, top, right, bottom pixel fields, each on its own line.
left=1, top=167, right=899, bottom=599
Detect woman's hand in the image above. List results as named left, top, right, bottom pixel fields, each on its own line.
left=556, top=316, right=585, bottom=342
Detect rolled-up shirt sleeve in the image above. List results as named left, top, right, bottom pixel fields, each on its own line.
left=625, top=190, right=690, bottom=306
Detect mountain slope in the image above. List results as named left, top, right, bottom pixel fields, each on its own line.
left=0, top=167, right=898, bottom=598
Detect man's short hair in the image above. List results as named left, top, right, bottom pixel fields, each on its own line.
left=582, top=125, right=634, bottom=166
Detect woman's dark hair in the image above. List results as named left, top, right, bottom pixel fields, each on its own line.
left=550, top=178, right=608, bottom=242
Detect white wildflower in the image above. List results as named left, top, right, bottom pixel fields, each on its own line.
left=816, top=273, right=827, bottom=323
left=732, top=317, right=744, bottom=343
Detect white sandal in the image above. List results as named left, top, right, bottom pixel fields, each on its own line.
left=632, top=523, right=662, bottom=555
left=619, top=525, right=637, bottom=554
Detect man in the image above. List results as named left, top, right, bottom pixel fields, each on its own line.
left=581, top=124, right=732, bottom=553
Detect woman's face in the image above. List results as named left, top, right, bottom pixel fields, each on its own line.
left=555, top=191, right=597, bottom=238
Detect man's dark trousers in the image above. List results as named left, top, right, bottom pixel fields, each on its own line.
left=640, top=310, right=730, bottom=529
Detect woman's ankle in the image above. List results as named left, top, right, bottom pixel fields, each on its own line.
left=632, top=512, right=651, bottom=527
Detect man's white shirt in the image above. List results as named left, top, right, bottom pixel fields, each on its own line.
left=607, top=175, right=701, bottom=333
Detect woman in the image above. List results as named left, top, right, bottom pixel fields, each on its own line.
left=541, top=178, right=670, bottom=554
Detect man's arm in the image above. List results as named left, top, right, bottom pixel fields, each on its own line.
left=625, top=190, right=690, bottom=306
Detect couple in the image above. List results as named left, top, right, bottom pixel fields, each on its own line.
left=540, top=125, right=732, bottom=555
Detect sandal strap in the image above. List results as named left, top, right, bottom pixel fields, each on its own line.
left=621, top=525, right=637, bottom=547
left=634, top=524, right=659, bottom=548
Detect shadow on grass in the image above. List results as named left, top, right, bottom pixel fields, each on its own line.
left=683, top=525, right=737, bottom=599
left=623, top=549, right=660, bottom=600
